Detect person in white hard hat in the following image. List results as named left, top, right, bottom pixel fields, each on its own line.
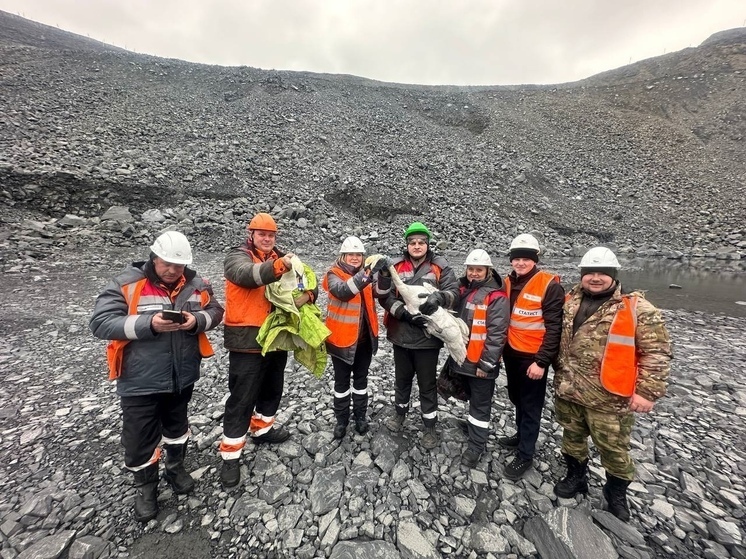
left=500, top=233, right=565, bottom=480
left=90, top=230, right=224, bottom=523
left=446, top=249, right=510, bottom=468
left=552, top=246, right=672, bottom=522
left=322, top=236, right=388, bottom=439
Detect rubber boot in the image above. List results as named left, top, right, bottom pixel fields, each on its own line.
left=353, top=408, right=369, bottom=435
left=163, top=443, right=195, bottom=494
left=553, top=453, right=589, bottom=498
left=133, top=463, right=159, bottom=523
left=604, top=473, right=631, bottom=521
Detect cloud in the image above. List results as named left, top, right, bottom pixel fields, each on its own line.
left=1, top=0, right=743, bottom=85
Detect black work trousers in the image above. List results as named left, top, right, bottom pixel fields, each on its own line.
left=332, top=337, right=373, bottom=425
left=504, top=351, right=548, bottom=461
left=393, top=345, right=440, bottom=427
left=462, top=375, right=496, bottom=454
left=222, top=350, right=287, bottom=439
left=120, top=384, right=193, bottom=469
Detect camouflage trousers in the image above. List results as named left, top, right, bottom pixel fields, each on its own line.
left=555, top=397, right=635, bottom=480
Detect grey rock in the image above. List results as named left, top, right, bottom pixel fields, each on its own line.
left=525, top=507, right=618, bottom=559
left=397, top=520, right=439, bottom=559
left=141, top=209, right=166, bottom=222
left=100, top=206, right=133, bottom=222
left=591, top=510, right=647, bottom=546
left=468, top=523, right=510, bottom=554
left=309, top=463, right=345, bottom=515
left=17, top=530, right=76, bottom=559
left=67, top=535, right=112, bottom=559
left=707, top=519, right=743, bottom=546
left=330, top=540, right=400, bottom=559
left=57, top=214, right=87, bottom=227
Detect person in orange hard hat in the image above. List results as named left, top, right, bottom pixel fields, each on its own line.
left=218, top=213, right=318, bottom=488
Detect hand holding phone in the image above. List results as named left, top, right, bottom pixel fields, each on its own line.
left=161, top=310, right=185, bottom=324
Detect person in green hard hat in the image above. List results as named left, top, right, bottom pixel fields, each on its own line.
left=375, top=222, right=459, bottom=449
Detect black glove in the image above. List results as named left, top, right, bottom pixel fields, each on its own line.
left=371, top=256, right=390, bottom=275
left=418, top=292, right=445, bottom=315
left=410, top=314, right=429, bottom=328
left=400, top=310, right=428, bottom=328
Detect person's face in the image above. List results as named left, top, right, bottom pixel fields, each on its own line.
left=407, top=235, right=428, bottom=259
left=343, top=252, right=364, bottom=267
left=581, top=272, right=615, bottom=293
left=153, top=257, right=185, bottom=284
left=466, top=265, right=488, bottom=282
left=252, top=229, right=276, bottom=252
left=511, top=257, right=536, bottom=277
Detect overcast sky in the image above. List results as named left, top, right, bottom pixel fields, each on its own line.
left=1, top=0, right=743, bottom=85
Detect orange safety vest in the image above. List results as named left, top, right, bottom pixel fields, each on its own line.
left=106, top=278, right=215, bottom=381
left=599, top=295, right=639, bottom=397
left=224, top=250, right=276, bottom=328
left=505, top=270, right=560, bottom=354
left=323, top=266, right=379, bottom=348
left=465, top=292, right=498, bottom=363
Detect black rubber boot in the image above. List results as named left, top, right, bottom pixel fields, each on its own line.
left=163, top=443, right=195, bottom=494
left=604, top=473, right=631, bottom=521
left=553, top=453, right=589, bottom=498
left=333, top=422, right=347, bottom=439
left=353, top=408, right=369, bottom=435
left=133, top=463, right=159, bottom=523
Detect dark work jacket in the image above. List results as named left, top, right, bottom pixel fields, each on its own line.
left=376, top=250, right=459, bottom=350
left=90, top=261, right=224, bottom=396
left=504, top=265, right=564, bottom=368
left=450, top=271, right=510, bottom=379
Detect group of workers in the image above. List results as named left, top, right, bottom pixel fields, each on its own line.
left=90, top=213, right=672, bottom=525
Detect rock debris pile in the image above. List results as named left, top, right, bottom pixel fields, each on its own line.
left=0, top=10, right=745, bottom=559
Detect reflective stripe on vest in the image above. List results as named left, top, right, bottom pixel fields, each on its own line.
left=323, top=266, right=379, bottom=348
left=465, top=296, right=489, bottom=364
left=599, top=295, right=639, bottom=397
left=106, top=278, right=214, bottom=381
left=505, top=271, right=559, bottom=353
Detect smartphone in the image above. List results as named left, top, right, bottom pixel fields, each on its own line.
left=161, top=310, right=185, bottom=324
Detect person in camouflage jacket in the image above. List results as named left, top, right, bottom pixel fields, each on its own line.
left=552, top=247, right=672, bottom=522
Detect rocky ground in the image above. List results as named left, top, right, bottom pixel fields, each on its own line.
left=1, top=10, right=746, bottom=559
left=1, top=246, right=745, bottom=559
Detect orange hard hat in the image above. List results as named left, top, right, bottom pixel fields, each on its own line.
left=248, top=213, right=278, bottom=232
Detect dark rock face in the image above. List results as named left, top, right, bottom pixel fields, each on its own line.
left=0, top=10, right=745, bottom=559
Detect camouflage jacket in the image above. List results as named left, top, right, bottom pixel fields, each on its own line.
left=554, top=283, right=672, bottom=414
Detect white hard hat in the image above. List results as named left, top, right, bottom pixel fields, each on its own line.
left=578, top=247, right=620, bottom=269
left=465, top=249, right=493, bottom=267
left=339, top=236, right=366, bottom=254
left=509, top=234, right=541, bottom=253
left=150, top=231, right=193, bottom=265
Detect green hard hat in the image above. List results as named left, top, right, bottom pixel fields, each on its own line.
left=404, top=222, right=432, bottom=240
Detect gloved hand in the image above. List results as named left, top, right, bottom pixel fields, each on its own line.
left=418, top=291, right=446, bottom=315
left=400, top=309, right=429, bottom=328
left=371, top=256, right=390, bottom=274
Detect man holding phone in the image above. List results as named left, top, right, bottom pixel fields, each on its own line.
left=90, top=231, right=224, bottom=523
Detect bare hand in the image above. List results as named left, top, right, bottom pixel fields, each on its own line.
left=294, top=292, right=310, bottom=308
left=629, top=393, right=655, bottom=413
left=281, top=253, right=296, bottom=269
left=475, top=368, right=487, bottom=378
left=152, top=312, right=188, bottom=333
left=526, top=362, right=545, bottom=380
left=178, top=312, right=197, bottom=331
